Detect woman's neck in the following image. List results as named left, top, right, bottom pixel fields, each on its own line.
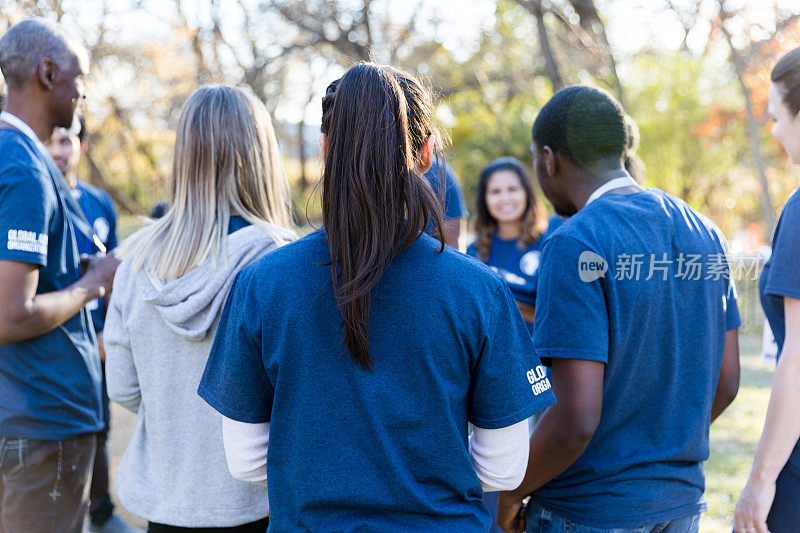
left=496, top=221, right=522, bottom=240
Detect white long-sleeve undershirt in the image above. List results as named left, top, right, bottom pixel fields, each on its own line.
left=221, top=416, right=269, bottom=485
left=469, top=420, right=530, bottom=492
left=221, top=416, right=529, bottom=492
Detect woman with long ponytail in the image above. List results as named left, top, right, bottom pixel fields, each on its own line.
left=199, top=63, right=554, bottom=531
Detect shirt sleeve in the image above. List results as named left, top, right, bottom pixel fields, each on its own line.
left=0, top=163, right=51, bottom=266
left=725, top=278, right=741, bottom=331
left=104, top=264, right=141, bottom=412
left=221, top=416, right=269, bottom=485
left=468, top=282, right=556, bottom=429
left=469, top=420, right=529, bottom=492
left=198, top=269, right=274, bottom=423
left=766, top=198, right=800, bottom=301
left=424, top=162, right=469, bottom=219
left=534, top=235, right=610, bottom=363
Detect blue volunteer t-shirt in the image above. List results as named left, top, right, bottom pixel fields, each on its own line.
left=72, top=181, right=117, bottom=332
left=199, top=229, right=555, bottom=532
left=466, top=216, right=564, bottom=316
left=530, top=188, right=740, bottom=528
left=467, top=238, right=543, bottom=309
left=760, top=188, right=800, bottom=359
left=759, top=188, right=800, bottom=472
left=227, top=215, right=250, bottom=235
left=0, top=129, right=103, bottom=439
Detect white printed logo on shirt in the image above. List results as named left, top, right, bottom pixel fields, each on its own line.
left=7, top=229, right=48, bottom=255
left=527, top=365, right=552, bottom=396
left=93, top=217, right=110, bottom=243
left=519, top=251, right=541, bottom=276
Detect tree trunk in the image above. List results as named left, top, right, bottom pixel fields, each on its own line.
left=569, top=0, right=624, bottom=106
left=515, top=0, right=563, bottom=92
left=298, top=120, right=308, bottom=191
left=718, top=1, right=775, bottom=236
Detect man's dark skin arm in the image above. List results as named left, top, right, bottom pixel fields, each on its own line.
left=0, top=254, right=119, bottom=345
left=497, top=358, right=604, bottom=533
left=711, top=329, right=740, bottom=422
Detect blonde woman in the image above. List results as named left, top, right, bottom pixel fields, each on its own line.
left=104, top=85, right=295, bottom=532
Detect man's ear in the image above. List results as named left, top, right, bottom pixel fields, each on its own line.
left=417, top=135, right=435, bottom=174
left=543, top=145, right=557, bottom=177
left=80, top=141, right=88, bottom=157
left=38, top=60, right=56, bottom=91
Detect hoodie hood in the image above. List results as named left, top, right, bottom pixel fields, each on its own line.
left=138, top=224, right=295, bottom=341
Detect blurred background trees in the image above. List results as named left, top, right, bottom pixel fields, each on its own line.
left=1, top=0, right=799, bottom=242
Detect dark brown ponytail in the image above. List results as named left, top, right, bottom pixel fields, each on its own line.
left=321, top=63, right=444, bottom=370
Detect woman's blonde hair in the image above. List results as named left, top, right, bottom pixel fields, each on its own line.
left=120, top=84, right=292, bottom=279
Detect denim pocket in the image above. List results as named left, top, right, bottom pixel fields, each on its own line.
left=527, top=501, right=563, bottom=533
left=0, top=437, right=30, bottom=472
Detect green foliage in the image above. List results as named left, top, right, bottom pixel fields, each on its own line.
left=621, top=50, right=780, bottom=235
left=433, top=0, right=555, bottom=214
left=626, top=52, right=745, bottom=223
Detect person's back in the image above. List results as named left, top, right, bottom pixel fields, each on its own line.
left=497, top=86, right=739, bottom=533
left=106, top=222, right=293, bottom=526
left=203, top=229, right=549, bottom=530
left=531, top=188, right=739, bottom=524
left=105, top=84, right=295, bottom=530
left=200, top=64, right=554, bottom=533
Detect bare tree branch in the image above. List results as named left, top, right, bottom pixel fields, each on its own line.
left=512, top=0, right=563, bottom=92
left=717, top=0, right=775, bottom=234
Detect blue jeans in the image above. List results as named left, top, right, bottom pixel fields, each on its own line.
left=525, top=500, right=701, bottom=533
left=483, top=491, right=503, bottom=533
left=765, top=440, right=800, bottom=533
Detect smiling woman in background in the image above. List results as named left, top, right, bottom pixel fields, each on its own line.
left=467, top=157, right=552, bottom=330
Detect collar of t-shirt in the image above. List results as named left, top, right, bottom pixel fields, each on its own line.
left=0, top=111, right=49, bottom=154
left=0, top=111, right=103, bottom=252
left=584, top=169, right=638, bottom=206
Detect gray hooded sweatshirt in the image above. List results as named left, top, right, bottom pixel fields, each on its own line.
left=104, top=224, right=295, bottom=527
